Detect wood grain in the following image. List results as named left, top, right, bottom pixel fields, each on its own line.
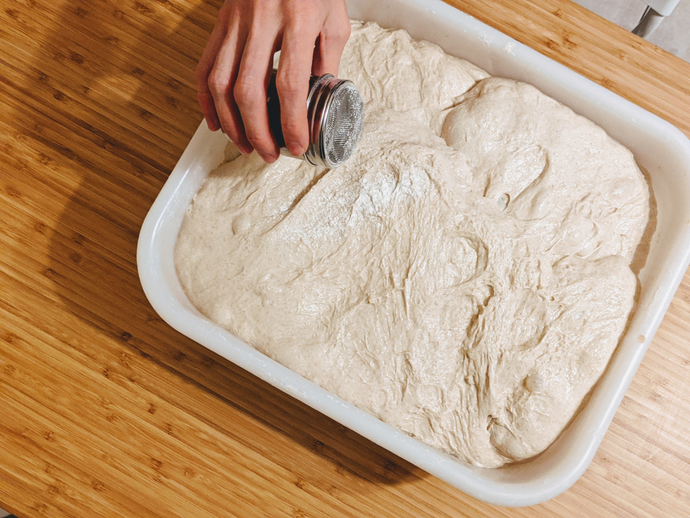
left=1, top=0, right=690, bottom=516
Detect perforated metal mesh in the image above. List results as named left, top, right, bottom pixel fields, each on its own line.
left=323, top=83, right=364, bottom=167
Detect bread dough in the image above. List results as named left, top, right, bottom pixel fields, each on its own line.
left=175, top=22, right=650, bottom=467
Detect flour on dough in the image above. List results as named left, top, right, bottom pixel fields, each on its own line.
left=175, top=21, right=650, bottom=467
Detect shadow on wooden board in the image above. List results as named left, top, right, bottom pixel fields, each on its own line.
left=1, top=0, right=429, bottom=516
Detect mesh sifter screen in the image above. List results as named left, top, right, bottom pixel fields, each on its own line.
left=323, top=83, right=364, bottom=166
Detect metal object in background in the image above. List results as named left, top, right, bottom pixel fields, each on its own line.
left=633, top=0, right=680, bottom=38
left=267, top=71, right=364, bottom=169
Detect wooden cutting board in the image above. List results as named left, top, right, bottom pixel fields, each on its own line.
left=1, top=0, right=689, bottom=516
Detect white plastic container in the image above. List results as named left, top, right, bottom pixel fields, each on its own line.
left=137, top=0, right=690, bottom=506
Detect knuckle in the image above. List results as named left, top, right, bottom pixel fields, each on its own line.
left=233, top=80, right=260, bottom=107
left=207, top=71, right=228, bottom=95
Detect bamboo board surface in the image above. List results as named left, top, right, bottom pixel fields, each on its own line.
left=1, top=0, right=690, bottom=516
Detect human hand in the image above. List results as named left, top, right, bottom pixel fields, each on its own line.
left=196, top=0, right=351, bottom=162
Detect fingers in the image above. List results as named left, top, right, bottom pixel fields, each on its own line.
left=277, top=24, right=321, bottom=157
left=312, top=7, right=351, bottom=76
left=234, top=22, right=281, bottom=162
left=208, top=21, right=254, bottom=154
left=196, top=22, right=227, bottom=132
left=196, top=0, right=352, bottom=163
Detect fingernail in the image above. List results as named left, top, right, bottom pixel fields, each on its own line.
left=287, top=141, right=306, bottom=156
left=263, top=152, right=279, bottom=163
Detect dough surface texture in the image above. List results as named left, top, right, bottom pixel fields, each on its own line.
left=175, top=21, right=649, bottom=467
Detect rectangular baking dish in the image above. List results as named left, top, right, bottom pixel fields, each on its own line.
left=137, top=0, right=690, bottom=506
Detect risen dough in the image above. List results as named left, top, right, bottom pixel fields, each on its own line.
left=175, top=22, right=650, bottom=467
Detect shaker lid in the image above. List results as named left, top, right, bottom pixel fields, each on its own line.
left=305, top=75, right=364, bottom=168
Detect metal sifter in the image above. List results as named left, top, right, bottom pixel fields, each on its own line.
left=267, top=70, right=364, bottom=168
